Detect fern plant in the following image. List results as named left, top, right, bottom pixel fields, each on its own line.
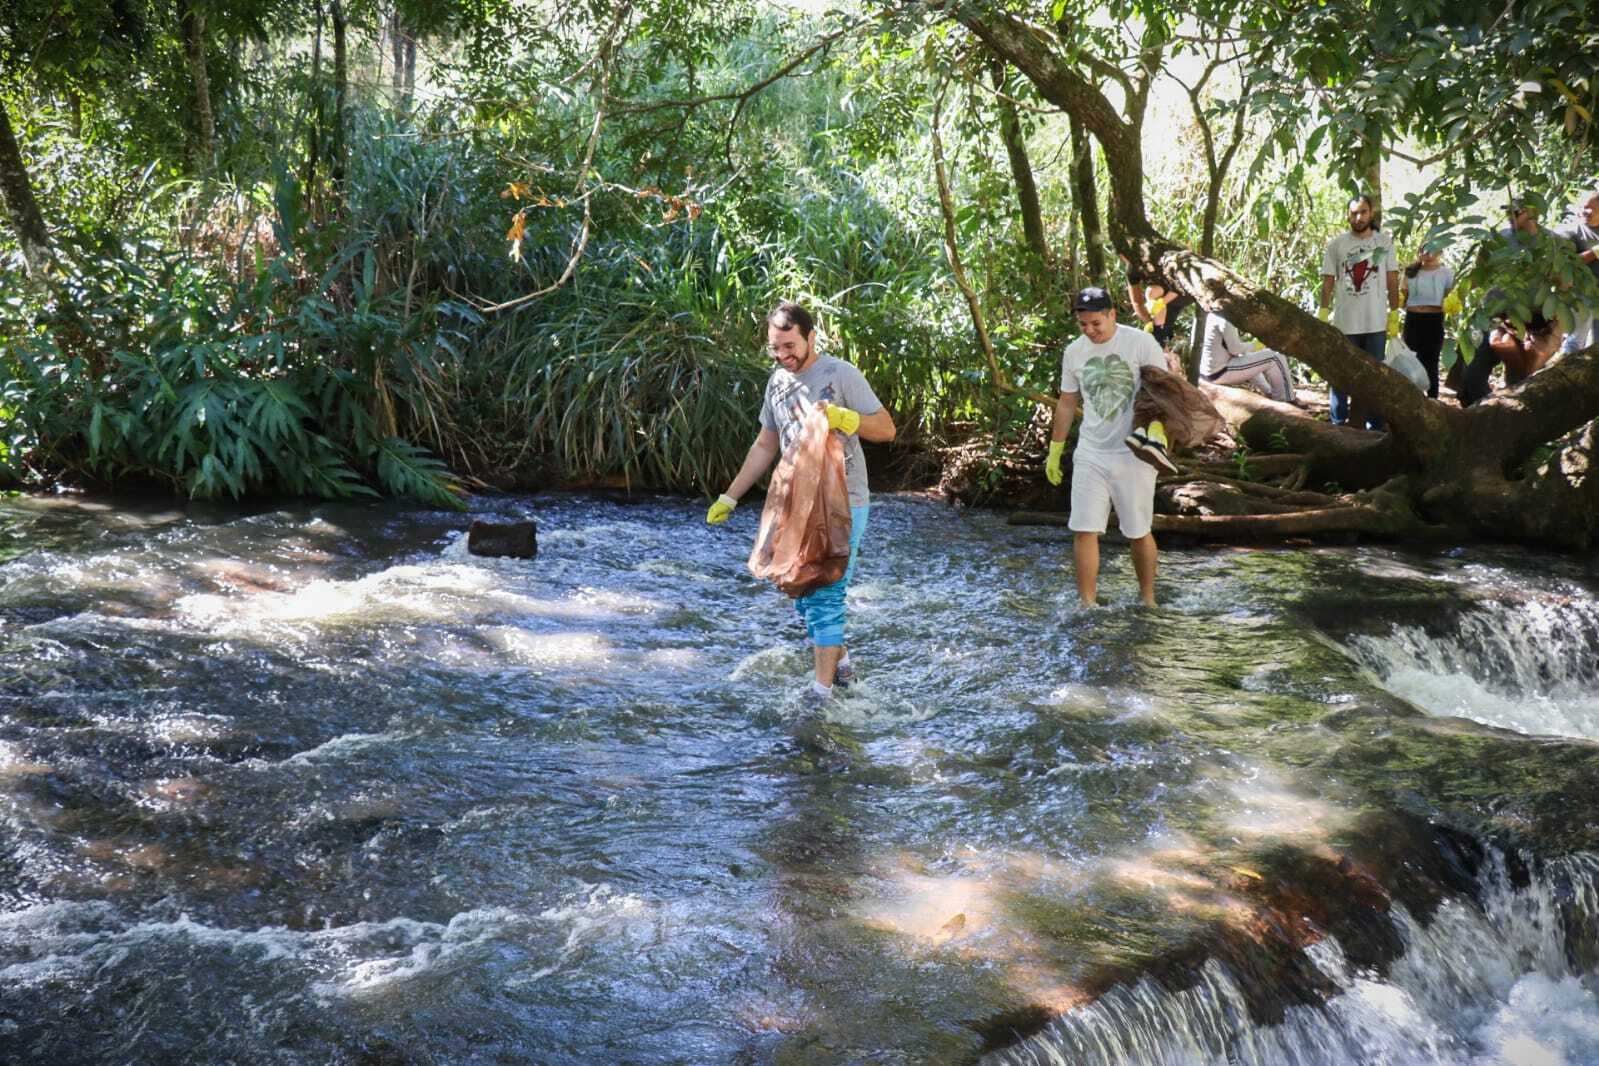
left=1, top=208, right=463, bottom=508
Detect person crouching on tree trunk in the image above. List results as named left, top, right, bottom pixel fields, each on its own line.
left=1044, top=287, right=1169, bottom=608
left=1120, top=252, right=1195, bottom=351
left=705, top=301, right=896, bottom=703
left=1493, top=313, right=1566, bottom=388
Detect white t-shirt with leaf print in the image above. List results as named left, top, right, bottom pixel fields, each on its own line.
left=1060, top=323, right=1167, bottom=455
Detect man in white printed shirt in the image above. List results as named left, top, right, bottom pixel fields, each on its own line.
left=1043, top=288, right=1169, bottom=607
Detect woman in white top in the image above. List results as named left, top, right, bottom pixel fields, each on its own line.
left=1198, top=313, right=1294, bottom=402
left=1401, top=247, right=1454, bottom=398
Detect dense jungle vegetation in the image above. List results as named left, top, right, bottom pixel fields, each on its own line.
left=1, top=0, right=1595, bottom=544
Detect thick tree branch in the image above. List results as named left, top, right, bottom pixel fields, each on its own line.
left=1069, top=116, right=1105, bottom=281
left=0, top=100, right=51, bottom=275
left=941, top=4, right=1139, bottom=194
left=1457, top=343, right=1599, bottom=467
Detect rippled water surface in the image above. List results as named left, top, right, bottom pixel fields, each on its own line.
left=2, top=493, right=1598, bottom=1064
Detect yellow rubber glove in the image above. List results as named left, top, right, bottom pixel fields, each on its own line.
left=824, top=403, right=861, bottom=435
left=1045, top=440, right=1065, bottom=486
left=705, top=493, right=737, bottom=525
left=1443, top=291, right=1463, bottom=317
left=1386, top=309, right=1402, bottom=338
left=1317, top=305, right=1331, bottom=323
left=1148, top=297, right=1166, bottom=320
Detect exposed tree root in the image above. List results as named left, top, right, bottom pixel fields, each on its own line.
left=1009, top=505, right=1393, bottom=539
left=1276, top=465, right=1310, bottom=492
left=1160, top=480, right=1333, bottom=517
left=1012, top=472, right=1451, bottom=540
left=1162, top=471, right=1336, bottom=506
left=1185, top=452, right=1309, bottom=480
left=1153, top=505, right=1414, bottom=539
left=1427, top=420, right=1599, bottom=550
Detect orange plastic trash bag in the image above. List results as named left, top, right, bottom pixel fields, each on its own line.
left=748, top=405, right=853, bottom=598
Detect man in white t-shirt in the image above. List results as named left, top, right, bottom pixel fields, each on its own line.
left=1043, top=287, right=1169, bottom=607
left=1318, top=194, right=1400, bottom=429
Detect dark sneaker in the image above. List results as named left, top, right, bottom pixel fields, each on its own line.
left=1125, top=430, right=1180, bottom=475
left=833, top=660, right=855, bottom=690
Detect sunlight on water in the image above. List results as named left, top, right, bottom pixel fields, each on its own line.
left=1222, top=770, right=1352, bottom=842
left=0, top=740, right=50, bottom=778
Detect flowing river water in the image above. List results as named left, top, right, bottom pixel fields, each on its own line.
left=2, top=492, right=1598, bottom=1064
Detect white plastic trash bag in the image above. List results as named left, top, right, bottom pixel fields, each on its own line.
left=1384, top=337, right=1429, bottom=392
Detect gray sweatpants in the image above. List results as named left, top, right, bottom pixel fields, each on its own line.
left=1204, top=349, right=1293, bottom=402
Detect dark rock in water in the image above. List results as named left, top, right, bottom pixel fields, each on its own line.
left=467, top=519, right=537, bottom=559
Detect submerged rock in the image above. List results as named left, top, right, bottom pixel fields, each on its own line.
left=466, top=519, right=537, bottom=559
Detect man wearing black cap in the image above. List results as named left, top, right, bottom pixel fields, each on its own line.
left=1044, top=287, right=1170, bottom=607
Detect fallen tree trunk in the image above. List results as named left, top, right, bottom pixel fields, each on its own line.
left=1199, top=386, right=1401, bottom=490
left=1153, top=505, right=1423, bottom=539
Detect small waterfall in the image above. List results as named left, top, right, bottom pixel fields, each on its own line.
left=991, top=852, right=1599, bottom=1066
left=1344, top=598, right=1599, bottom=740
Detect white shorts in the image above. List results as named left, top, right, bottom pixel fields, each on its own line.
left=1069, top=447, right=1157, bottom=539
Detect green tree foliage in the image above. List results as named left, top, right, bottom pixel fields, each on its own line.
left=1, top=0, right=1594, bottom=536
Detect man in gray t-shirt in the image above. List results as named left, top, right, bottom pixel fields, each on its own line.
left=705, top=301, right=896, bottom=702
left=757, top=349, right=881, bottom=509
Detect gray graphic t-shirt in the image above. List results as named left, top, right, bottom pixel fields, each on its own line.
left=1060, top=324, right=1167, bottom=455
left=759, top=353, right=883, bottom=508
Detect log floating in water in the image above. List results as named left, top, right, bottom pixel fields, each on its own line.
left=467, top=519, right=537, bottom=558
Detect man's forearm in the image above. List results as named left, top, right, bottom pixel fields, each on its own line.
left=725, top=441, right=778, bottom=499
left=1319, top=275, right=1334, bottom=310
left=1051, top=396, right=1078, bottom=441
left=857, top=407, right=896, bottom=443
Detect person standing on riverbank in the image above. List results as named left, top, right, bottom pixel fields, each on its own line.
left=1319, top=194, right=1400, bottom=429
left=1401, top=244, right=1455, bottom=399
left=1461, top=197, right=1569, bottom=405
left=705, top=301, right=896, bottom=702
left=1044, top=287, right=1167, bottom=607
